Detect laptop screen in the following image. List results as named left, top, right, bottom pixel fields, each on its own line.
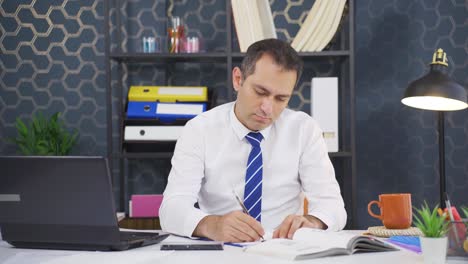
left=0, top=156, right=120, bottom=244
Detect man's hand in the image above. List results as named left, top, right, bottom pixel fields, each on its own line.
left=272, top=215, right=327, bottom=239
left=193, top=211, right=265, bottom=242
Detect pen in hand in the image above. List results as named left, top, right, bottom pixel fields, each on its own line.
left=232, top=189, right=265, bottom=241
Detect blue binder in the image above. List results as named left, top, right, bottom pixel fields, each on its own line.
left=127, top=102, right=207, bottom=122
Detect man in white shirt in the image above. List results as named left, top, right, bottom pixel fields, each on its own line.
left=160, top=39, right=346, bottom=242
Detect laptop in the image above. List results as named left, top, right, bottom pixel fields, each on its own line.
left=0, top=156, right=168, bottom=251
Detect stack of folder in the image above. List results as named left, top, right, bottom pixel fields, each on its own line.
left=124, top=86, right=208, bottom=148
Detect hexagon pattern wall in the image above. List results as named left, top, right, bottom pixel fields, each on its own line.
left=0, top=0, right=106, bottom=156
left=356, top=0, right=467, bottom=228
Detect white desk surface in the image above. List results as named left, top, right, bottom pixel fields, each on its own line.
left=0, top=230, right=466, bottom=264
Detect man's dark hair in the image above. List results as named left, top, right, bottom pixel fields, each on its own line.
left=240, top=38, right=303, bottom=87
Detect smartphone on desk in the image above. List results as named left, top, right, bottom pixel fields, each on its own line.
left=160, top=241, right=224, bottom=251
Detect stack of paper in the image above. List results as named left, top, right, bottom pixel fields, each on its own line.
left=231, top=0, right=277, bottom=52
left=292, top=0, right=347, bottom=52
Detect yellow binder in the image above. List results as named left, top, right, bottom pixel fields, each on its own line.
left=128, top=86, right=208, bottom=102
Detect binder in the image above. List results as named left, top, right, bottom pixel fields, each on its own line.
left=311, top=77, right=339, bottom=152
left=130, top=194, right=163, bottom=218
left=124, top=126, right=183, bottom=141
left=127, top=102, right=207, bottom=121
left=128, top=86, right=208, bottom=102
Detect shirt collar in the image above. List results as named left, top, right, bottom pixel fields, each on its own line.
left=229, top=102, right=271, bottom=141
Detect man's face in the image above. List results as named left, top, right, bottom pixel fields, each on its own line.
left=232, top=54, right=297, bottom=131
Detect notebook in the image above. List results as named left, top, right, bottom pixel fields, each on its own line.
left=0, top=156, right=168, bottom=251
left=244, top=228, right=397, bottom=260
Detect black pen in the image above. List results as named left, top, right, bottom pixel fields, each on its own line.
left=232, top=189, right=265, bottom=241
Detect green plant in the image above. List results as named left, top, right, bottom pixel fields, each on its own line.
left=10, top=112, right=78, bottom=155
left=413, top=201, right=449, bottom=238
left=462, top=207, right=468, bottom=218
left=462, top=207, right=468, bottom=228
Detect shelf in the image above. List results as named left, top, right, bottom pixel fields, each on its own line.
left=231, top=50, right=350, bottom=60
left=110, top=52, right=228, bottom=63
left=298, top=50, right=351, bottom=57
left=118, top=152, right=174, bottom=159
left=110, top=50, right=350, bottom=63
left=124, top=118, right=189, bottom=126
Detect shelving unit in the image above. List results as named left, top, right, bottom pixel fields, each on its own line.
left=105, top=0, right=355, bottom=228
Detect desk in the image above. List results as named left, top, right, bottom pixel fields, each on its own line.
left=118, top=217, right=161, bottom=230
left=0, top=231, right=466, bottom=264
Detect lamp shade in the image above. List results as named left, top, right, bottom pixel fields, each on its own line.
left=401, top=49, right=468, bottom=111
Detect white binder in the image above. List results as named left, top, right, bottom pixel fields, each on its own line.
left=311, top=77, right=339, bottom=152
left=124, top=126, right=183, bottom=141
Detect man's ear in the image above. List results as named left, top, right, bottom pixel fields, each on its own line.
left=232, top=67, right=242, bottom=92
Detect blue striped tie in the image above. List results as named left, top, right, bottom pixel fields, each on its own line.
left=244, top=132, right=263, bottom=222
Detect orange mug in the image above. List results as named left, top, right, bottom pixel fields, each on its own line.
left=367, top=193, right=412, bottom=229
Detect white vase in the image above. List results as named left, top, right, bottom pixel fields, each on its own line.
left=420, top=236, right=448, bottom=264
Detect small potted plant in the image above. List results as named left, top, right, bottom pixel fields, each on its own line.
left=10, top=112, right=78, bottom=155
left=413, top=202, right=450, bottom=264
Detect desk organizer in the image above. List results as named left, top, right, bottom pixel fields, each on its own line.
left=447, top=220, right=468, bottom=259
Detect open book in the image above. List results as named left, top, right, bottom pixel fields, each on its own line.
left=244, top=228, right=397, bottom=260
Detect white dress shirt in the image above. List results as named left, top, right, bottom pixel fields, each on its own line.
left=160, top=102, right=347, bottom=237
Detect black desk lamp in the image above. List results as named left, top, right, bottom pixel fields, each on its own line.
left=401, top=48, right=467, bottom=208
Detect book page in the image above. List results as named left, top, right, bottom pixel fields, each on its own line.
left=244, top=229, right=397, bottom=260
left=292, top=228, right=357, bottom=249
left=350, top=236, right=397, bottom=253
left=244, top=239, right=347, bottom=261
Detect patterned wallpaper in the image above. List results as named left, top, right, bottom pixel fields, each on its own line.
left=355, top=0, right=467, bottom=228
left=0, top=0, right=106, bottom=156
left=1, top=0, right=466, bottom=228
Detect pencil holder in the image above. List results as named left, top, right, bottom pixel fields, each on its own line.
left=168, top=16, right=185, bottom=53
left=447, top=219, right=468, bottom=259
